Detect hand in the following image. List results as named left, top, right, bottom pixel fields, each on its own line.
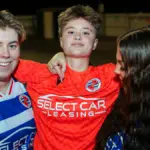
left=48, top=52, right=66, bottom=82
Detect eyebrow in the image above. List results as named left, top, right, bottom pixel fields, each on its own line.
left=0, top=41, right=18, bottom=44
left=118, top=60, right=123, bottom=64
left=118, top=60, right=122, bottom=63
left=9, top=41, right=18, bottom=44
left=82, top=27, right=93, bottom=32
left=64, top=26, right=74, bottom=31
left=64, top=26, right=93, bottom=32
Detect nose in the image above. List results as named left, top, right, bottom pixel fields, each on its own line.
left=74, top=32, right=81, bottom=40
left=0, top=46, right=10, bottom=58
left=114, top=64, right=120, bottom=75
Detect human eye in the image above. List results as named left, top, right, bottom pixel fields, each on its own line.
left=83, top=31, right=90, bottom=35
left=68, top=30, right=75, bottom=34
left=120, top=66, right=125, bottom=71
left=9, top=44, right=17, bottom=50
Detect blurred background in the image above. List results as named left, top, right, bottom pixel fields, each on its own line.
left=1, top=0, right=150, bottom=65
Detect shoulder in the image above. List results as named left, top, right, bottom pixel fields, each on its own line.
left=94, top=63, right=116, bottom=76
left=16, top=59, right=55, bottom=82
left=19, top=59, right=48, bottom=70
left=91, top=63, right=116, bottom=82
left=92, top=63, right=120, bottom=90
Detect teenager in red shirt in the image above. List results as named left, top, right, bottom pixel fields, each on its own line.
left=14, top=5, right=120, bottom=150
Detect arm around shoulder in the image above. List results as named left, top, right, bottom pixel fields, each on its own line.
left=13, top=59, right=49, bottom=83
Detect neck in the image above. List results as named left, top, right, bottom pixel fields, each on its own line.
left=66, top=57, right=89, bottom=72
left=0, top=78, right=11, bottom=94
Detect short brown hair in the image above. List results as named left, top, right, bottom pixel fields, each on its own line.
left=58, top=5, right=102, bottom=39
left=0, top=10, right=26, bottom=43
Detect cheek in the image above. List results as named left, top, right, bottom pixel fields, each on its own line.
left=82, top=39, right=91, bottom=48
left=87, top=38, right=95, bottom=46
left=10, top=49, right=20, bottom=60
left=63, top=37, right=71, bottom=45
left=63, top=41, right=70, bottom=49
left=84, top=37, right=92, bottom=42
left=120, top=71, right=125, bottom=79
left=114, top=63, right=120, bottom=74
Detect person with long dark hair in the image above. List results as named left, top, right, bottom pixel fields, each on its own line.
left=95, top=26, right=150, bottom=150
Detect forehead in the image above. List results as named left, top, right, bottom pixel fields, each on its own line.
left=64, top=18, right=95, bottom=30
left=0, top=27, right=18, bottom=43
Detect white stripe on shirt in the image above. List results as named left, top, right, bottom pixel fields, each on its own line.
left=0, top=108, right=34, bottom=134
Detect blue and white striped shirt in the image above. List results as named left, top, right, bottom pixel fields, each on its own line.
left=0, top=78, right=36, bottom=150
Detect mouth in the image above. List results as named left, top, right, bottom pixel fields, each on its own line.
left=71, top=43, right=84, bottom=47
left=0, top=62, right=10, bottom=67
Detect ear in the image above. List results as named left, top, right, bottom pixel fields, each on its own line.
left=60, top=37, right=63, bottom=48
left=93, top=39, right=98, bottom=51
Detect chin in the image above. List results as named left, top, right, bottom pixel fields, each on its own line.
left=0, top=75, right=11, bottom=82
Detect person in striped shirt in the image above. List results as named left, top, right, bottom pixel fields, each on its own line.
left=0, top=10, right=36, bottom=150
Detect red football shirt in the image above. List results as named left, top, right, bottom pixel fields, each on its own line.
left=14, top=59, right=120, bottom=150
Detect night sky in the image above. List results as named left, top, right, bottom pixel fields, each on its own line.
left=1, top=0, right=150, bottom=15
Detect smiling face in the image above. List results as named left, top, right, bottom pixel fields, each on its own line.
left=0, top=27, right=20, bottom=81
left=60, top=18, right=98, bottom=58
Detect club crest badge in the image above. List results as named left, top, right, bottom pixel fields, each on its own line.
left=85, top=78, right=101, bottom=92
left=19, top=94, right=31, bottom=108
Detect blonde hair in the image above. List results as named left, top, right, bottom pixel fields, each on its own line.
left=0, top=10, right=26, bottom=43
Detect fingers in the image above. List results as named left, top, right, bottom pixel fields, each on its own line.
left=60, top=60, right=66, bottom=74
left=47, top=62, right=57, bottom=74
left=47, top=52, right=66, bottom=79
left=54, top=66, right=64, bottom=82
left=48, top=63, right=64, bottom=82
left=48, top=66, right=57, bottom=74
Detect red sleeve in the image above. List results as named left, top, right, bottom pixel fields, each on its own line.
left=13, top=59, right=52, bottom=83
